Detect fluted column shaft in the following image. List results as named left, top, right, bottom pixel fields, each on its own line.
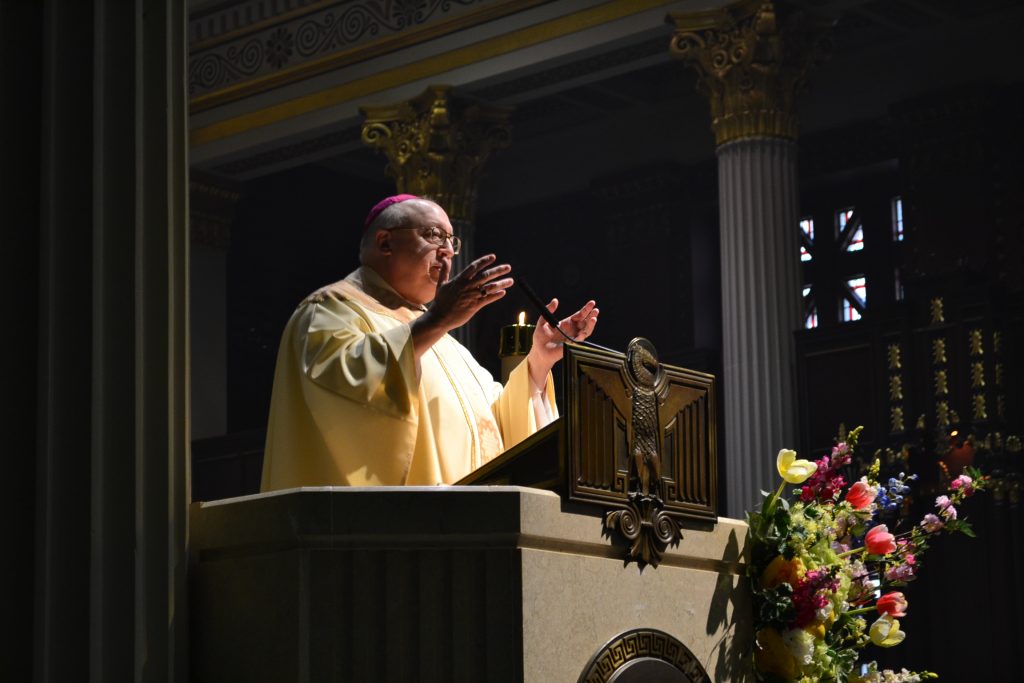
left=718, top=137, right=802, bottom=515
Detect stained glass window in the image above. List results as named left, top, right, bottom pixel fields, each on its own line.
left=842, top=276, right=866, bottom=322
left=800, top=217, right=814, bottom=262
left=892, top=197, right=904, bottom=241
left=803, top=286, right=818, bottom=329
left=838, top=207, right=864, bottom=252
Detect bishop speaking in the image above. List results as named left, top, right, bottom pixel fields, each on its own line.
left=260, top=194, right=599, bottom=490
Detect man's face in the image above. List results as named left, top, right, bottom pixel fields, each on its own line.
left=384, top=200, right=456, bottom=306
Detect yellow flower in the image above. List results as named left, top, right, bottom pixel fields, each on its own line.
left=777, top=448, right=818, bottom=484
left=805, top=621, right=826, bottom=640
left=869, top=614, right=906, bottom=647
left=755, top=627, right=797, bottom=679
left=760, top=555, right=806, bottom=589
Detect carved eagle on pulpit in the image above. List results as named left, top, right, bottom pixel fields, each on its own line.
left=625, top=338, right=668, bottom=499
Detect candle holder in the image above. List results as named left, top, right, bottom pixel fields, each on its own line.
left=498, top=312, right=534, bottom=383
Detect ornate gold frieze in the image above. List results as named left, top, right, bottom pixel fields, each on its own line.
left=934, top=369, right=948, bottom=396
left=890, top=406, right=905, bottom=433
left=889, top=375, right=903, bottom=401
left=887, top=343, right=902, bottom=370
left=968, top=329, right=984, bottom=356
left=995, top=362, right=1004, bottom=385
left=929, top=297, right=945, bottom=324
left=971, top=362, right=986, bottom=388
left=936, top=401, right=950, bottom=428
left=668, top=0, right=832, bottom=146
left=932, top=338, right=947, bottom=364
left=361, top=85, right=512, bottom=222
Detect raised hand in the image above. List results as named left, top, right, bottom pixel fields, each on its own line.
left=411, top=254, right=513, bottom=358
left=527, top=298, right=600, bottom=387
left=428, top=254, right=514, bottom=332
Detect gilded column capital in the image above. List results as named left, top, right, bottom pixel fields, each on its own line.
left=668, top=1, right=831, bottom=146
left=360, top=85, right=512, bottom=223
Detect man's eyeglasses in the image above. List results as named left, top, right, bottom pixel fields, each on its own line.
left=387, top=226, right=462, bottom=254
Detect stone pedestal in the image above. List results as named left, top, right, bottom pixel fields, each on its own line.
left=190, top=487, right=751, bottom=682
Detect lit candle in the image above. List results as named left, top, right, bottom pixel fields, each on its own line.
left=499, top=311, right=535, bottom=383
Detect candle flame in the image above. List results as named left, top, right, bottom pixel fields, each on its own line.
left=518, top=311, right=526, bottom=326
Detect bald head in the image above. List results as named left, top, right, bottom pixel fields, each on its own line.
left=359, top=198, right=455, bottom=305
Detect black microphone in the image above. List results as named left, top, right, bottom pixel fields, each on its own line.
left=518, top=278, right=616, bottom=355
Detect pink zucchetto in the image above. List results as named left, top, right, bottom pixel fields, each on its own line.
left=363, top=194, right=421, bottom=231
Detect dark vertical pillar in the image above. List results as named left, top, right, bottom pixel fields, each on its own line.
left=1, top=0, right=190, bottom=680
left=0, top=2, right=43, bottom=680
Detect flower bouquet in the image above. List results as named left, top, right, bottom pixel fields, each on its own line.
left=747, top=426, right=986, bottom=682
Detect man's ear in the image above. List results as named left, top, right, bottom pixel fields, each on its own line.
left=374, top=229, right=392, bottom=255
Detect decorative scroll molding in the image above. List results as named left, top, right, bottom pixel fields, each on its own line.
left=361, top=85, right=512, bottom=222
left=190, top=0, right=483, bottom=96
left=579, top=628, right=710, bottom=683
left=668, top=0, right=832, bottom=146
left=188, top=0, right=556, bottom=112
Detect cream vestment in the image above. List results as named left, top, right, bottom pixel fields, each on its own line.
left=261, top=266, right=556, bottom=490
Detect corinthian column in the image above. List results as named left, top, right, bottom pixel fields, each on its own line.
left=670, top=1, right=830, bottom=516
left=361, top=86, right=512, bottom=347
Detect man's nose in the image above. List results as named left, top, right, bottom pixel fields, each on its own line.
left=437, top=239, right=455, bottom=256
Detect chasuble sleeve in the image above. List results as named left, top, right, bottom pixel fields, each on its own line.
left=300, top=299, right=419, bottom=418
left=492, top=357, right=558, bottom=451
left=261, top=297, right=423, bottom=490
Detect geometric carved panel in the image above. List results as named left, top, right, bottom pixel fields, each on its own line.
left=578, top=628, right=711, bottom=683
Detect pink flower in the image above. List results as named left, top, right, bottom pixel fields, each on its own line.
left=951, top=474, right=973, bottom=493
left=885, top=563, right=916, bottom=583
left=876, top=591, right=908, bottom=617
left=845, top=479, right=876, bottom=509
left=940, top=503, right=958, bottom=521
left=865, top=525, right=897, bottom=555
left=920, top=513, right=944, bottom=533
left=935, top=495, right=951, bottom=509
left=903, top=553, right=916, bottom=566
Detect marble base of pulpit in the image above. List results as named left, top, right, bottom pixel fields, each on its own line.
left=190, top=486, right=752, bottom=682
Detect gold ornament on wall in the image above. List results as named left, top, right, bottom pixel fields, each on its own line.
left=929, top=297, right=945, bottom=325
left=932, top=338, right=947, bottom=364
left=936, top=401, right=950, bottom=428
left=668, top=0, right=832, bottom=146
left=968, top=329, right=984, bottom=357
left=934, top=369, right=948, bottom=396
left=971, top=362, right=986, bottom=389
left=993, top=330, right=1002, bottom=353
left=889, top=375, right=904, bottom=401
left=972, top=394, right=987, bottom=421
left=890, top=406, right=905, bottom=433
left=887, top=343, right=902, bottom=370
left=361, top=85, right=512, bottom=223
